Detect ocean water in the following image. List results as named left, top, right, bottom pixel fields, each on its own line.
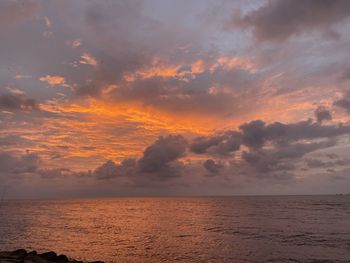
left=0, top=196, right=350, bottom=263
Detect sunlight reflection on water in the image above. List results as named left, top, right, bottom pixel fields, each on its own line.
left=1, top=196, right=350, bottom=263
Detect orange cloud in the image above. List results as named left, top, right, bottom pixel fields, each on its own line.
left=39, top=75, right=69, bottom=87
left=80, top=53, right=98, bottom=67
left=210, top=56, right=257, bottom=72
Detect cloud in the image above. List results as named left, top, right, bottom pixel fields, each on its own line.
left=1, top=1, right=350, bottom=197
left=38, top=168, right=75, bottom=179
left=305, top=158, right=348, bottom=168
left=0, top=0, right=39, bottom=30
left=91, top=116, right=350, bottom=184
left=79, top=53, right=98, bottom=67
left=190, top=131, right=242, bottom=155
left=1, top=113, right=349, bottom=194
left=203, top=159, right=223, bottom=175
left=0, top=92, right=40, bottom=112
left=233, top=0, right=350, bottom=42
left=334, top=91, right=350, bottom=113
left=0, top=151, right=40, bottom=177
left=239, top=119, right=350, bottom=149
left=314, top=106, right=332, bottom=123
left=188, top=118, right=350, bottom=180
left=0, top=135, right=28, bottom=146
left=138, top=135, right=187, bottom=175
left=93, top=160, right=121, bottom=179
left=39, top=75, right=68, bottom=87
left=93, top=135, right=187, bottom=182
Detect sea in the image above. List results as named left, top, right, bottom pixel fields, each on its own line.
left=0, top=196, right=350, bottom=263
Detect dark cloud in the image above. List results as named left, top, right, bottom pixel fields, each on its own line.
left=241, top=150, right=296, bottom=174
left=334, top=91, right=350, bottom=113
left=240, top=139, right=335, bottom=176
left=203, top=159, right=223, bottom=175
left=93, top=160, right=120, bottom=179
left=93, top=158, right=137, bottom=180
left=38, top=168, right=76, bottom=179
left=239, top=119, right=350, bottom=149
left=305, top=158, right=348, bottom=168
left=138, top=135, right=187, bottom=175
left=0, top=151, right=85, bottom=181
left=314, top=106, right=332, bottom=123
left=92, top=117, right=350, bottom=184
left=233, top=0, right=350, bottom=42
left=326, top=153, right=339, bottom=159
left=0, top=151, right=40, bottom=176
left=0, top=92, right=41, bottom=112
left=93, top=135, right=187, bottom=182
left=239, top=120, right=266, bottom=149
left=190, top=131, right=241, bottom=155
left=189, top=118, right=350, bottom=180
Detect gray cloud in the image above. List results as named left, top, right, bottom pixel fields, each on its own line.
left=239, top=119, right=350, bottom=149
left=91, top=117, right=350, bottom=184
left=334, top=91, right=350, bottom=113
left=305, top=158, right=348, bottom=168
left=93, top=135, right=187, bottom=182
left=203, top=159, right=223, bottom=175
left=0, top=151, right=40, bottom=177
left=314, top=106, right=332, bottom=123
left=0, top=92, right=41, bottom=112
left=38, top=1, right=262, bottom=117
left=190, top=131, right=242, bottom=155
left=233, top=0, right=350, bottom=42
left=188, top=118, right=350, bottom=180
left=1, top=116, right=349, bottom=194
left=0, top=135, right=28, bottom=146
left=138, top=135, right=187, bottom=175
left=94, top=158, right=137, bottom=180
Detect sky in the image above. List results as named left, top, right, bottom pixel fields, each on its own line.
left=1, top=0, right=350, bottom=198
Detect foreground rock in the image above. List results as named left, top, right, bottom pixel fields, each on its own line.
left=0, top=249, right=104, bottom=263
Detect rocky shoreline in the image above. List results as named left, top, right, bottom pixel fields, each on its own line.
left=0, top=249, right=104, bottom=263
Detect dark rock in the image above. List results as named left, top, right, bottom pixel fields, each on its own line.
left=1, top=250, right=100, bottom=263
left=56, top=255, right=68, bottom=262
left=38, top=252, right=57, bottom=262
left=24, top=254, right=49, bottom=263
left=0, top=259, right=21, bottom=263
left=0, top=251, right=12, bottom=258
left=0, top=249, right=27, bottom=262
left=11, top=249, right=27, bottom=259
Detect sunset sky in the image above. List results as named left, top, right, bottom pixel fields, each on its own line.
left=1, top=0, right=350, bottom=198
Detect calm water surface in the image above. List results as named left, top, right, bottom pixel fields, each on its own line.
left=1, top=196, right=350, bottom=263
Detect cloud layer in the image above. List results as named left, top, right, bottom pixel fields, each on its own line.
left=0, top=0, right=350, bottom=197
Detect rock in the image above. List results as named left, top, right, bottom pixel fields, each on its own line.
left=38, top=252, right=57, bottom=262
left=11, top=249, right=27, bottom=259
left=0, top=249, right=27, bottom=263
left=56, top=255, right=68, bottom=262
left=0, top=250, right=100, bottom=263
left=0, top=251, right=12, bottom=258
left=24, top=254, right=50, bottom=263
